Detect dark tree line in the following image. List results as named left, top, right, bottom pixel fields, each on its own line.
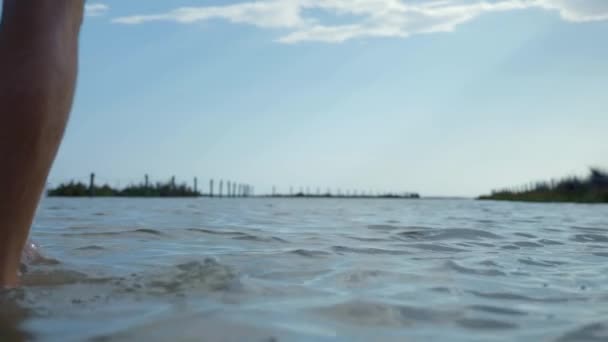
left=479, top=168, right=608, bottom=203
left=48, top=179, right=200, bottom=197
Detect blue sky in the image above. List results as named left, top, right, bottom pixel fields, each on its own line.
left=45, top=0, right=608, bottom=196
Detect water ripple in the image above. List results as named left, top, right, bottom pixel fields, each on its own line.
left=17, top=197, right=608, bottom=341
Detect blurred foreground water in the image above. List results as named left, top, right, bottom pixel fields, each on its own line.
left=3, top=198, right=608, bottom=341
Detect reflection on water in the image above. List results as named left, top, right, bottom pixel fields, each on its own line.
left=6, top=198, right=608, bottom=341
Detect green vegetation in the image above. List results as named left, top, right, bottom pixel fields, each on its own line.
left=48, top=179, right=201, bottom=197
left=479, top=168, right=608, bottom=203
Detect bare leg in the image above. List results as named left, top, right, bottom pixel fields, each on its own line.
left=0, top=0, right=84, bottom=286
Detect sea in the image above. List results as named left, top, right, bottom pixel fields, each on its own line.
left=3, top=197, right=608, bottom=341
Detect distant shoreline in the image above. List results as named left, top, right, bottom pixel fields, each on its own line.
left=46, top=193, right=422, bottom=199
left=47, top=175, right=420, bottom=199
left=47, top=176, right=203, bottom=198
left=478, top=168, right=608, bottom=203
left=261, top=193, right=420, bottom=199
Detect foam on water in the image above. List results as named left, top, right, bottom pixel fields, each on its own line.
left=3, top=198, right=608, bottom=341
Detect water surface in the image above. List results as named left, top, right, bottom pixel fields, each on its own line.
left=5, top=198, right=608, bottom=341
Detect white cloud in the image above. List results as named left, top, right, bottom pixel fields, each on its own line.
left=536, top=0, right=608, bottom=22
left=112, top=0, right=608, bottom=43
left=86, top=3, right=110, bottom=17
left=113, top=1, right=306, bottom=27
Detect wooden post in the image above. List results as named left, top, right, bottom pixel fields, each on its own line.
left=89, top=173, right=95, bottom=197
left=210, top=179, right=214, bottom=197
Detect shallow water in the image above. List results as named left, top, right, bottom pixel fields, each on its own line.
left=4, top=198, right=608, bottom=341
